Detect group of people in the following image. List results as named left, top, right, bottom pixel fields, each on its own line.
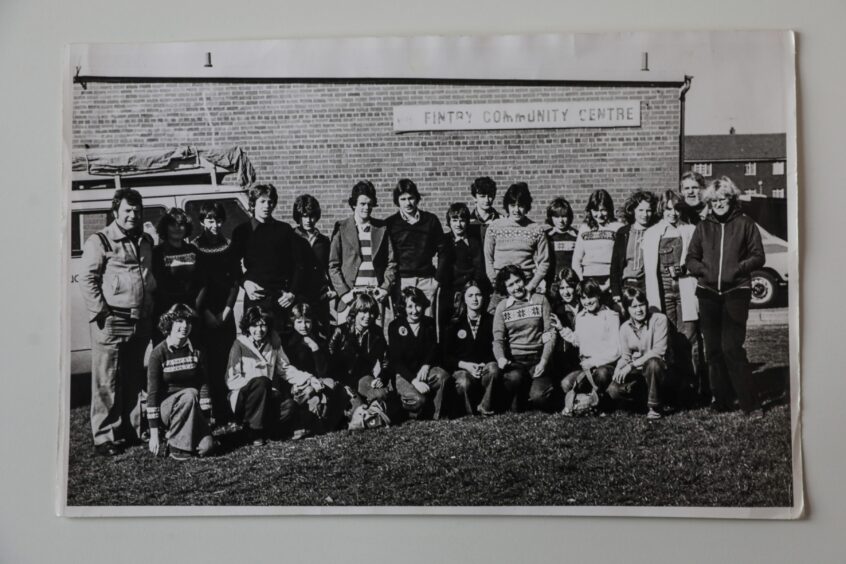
left=79, top=170, right=766, bottom=461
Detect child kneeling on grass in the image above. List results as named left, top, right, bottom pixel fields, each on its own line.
left=559, top=279, right=621, bottom=416
left=146, top=304, right=215, bottom=461
left=284, top=302, right=346, bottom=435
left=442, top=279, right=500, bottom=416
left=328, top=293, right=393, bottom=425
left=492, top=265, right=556, bottom=413
left=388, top=286, right=452, bottom=419
left=226, top=306, right=305, bottom=446
left=608, top=286, right=670, bottom=419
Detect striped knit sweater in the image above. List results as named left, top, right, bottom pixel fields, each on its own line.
left=146, top=339, right=210, bottom=424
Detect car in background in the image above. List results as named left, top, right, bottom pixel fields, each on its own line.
left=751, top=225, right=789, bottom=308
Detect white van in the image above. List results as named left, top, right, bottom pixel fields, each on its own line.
left=69, top=147, right=251, bottom=376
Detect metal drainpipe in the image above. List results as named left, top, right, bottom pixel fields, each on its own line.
left=678, top=75, right=693, bottom=179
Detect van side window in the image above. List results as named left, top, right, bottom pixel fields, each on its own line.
left=71, top=206, right=167, bottom=258
left=184, top=198, right=249, bottom=240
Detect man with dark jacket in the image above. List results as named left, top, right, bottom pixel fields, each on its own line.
left=686, top=177, right=765, bottom=415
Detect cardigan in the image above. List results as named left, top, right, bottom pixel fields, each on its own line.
left=387, top=316, right=440, bottom=382
left=442, top=312, right=495, bottom=371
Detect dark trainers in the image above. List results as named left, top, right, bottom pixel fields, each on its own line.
left=169, top=447, right=192, bottom=461
left=94, top=442, right=123, bottom=457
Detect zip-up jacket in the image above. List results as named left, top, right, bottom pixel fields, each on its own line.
left=79, top=221, right=157, bottom=321
left=685, top=207, right=765, bottom=295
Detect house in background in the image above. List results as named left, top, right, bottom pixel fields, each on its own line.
left=684, top=132, right=787, bottom=199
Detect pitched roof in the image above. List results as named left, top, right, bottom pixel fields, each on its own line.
left=684, top=134, right=786, bottom=162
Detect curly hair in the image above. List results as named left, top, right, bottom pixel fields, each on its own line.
left=470, top=176, right=497, bottom=198
left=158, top=303, right=198, bottom=336
left=621, top=190, right=657, bottom=226
left=495, top=264, right=526, bottom=296
left=292, top=194, right=322, bottom=225
left=239, top=305, right=273, bottom=336
left=348, top=180, right=378, bottom=209
left=399, top=285, right=430, bottom=314
left=156, top=207, right=193, bottom=242
left=197, top=201, right=226, bottom=223
left=111, top=188, right=143, bottom=215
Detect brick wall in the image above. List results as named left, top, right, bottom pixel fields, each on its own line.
left=73, top=81, right=681, bottom=230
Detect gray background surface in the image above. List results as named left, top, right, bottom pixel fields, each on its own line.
left=1, top=0, right=842, bottom=561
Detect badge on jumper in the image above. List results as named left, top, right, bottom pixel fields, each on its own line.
left=457, top=329, right=467, bottom=339
left=399, top=326, right=408, bottom=337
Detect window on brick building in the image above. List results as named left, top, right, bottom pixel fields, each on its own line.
left=772, top=161, right=785, bottom=175
left=745, top=162, right=757, bottom=176
left=692, top=163, right=712, bottom=177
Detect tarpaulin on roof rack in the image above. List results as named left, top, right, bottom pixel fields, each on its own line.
left=71, top=145, right=256, bottom=187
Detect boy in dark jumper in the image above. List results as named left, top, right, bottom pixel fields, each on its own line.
left=386, top=178, right=445, bottom=317
left=230, top=183, right=305, bottom=335
left=436, top=202, right=488, bottom=332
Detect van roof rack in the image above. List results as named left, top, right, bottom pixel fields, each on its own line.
left=71, top=145, right=256, bottom=190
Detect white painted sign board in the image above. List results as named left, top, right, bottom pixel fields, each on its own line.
left=393, top=100, right=641, bottom=132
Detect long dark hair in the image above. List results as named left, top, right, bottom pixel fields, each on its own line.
left=584, top=189, right=615, bottom=230
left=451, top=278, right=489, bottom=325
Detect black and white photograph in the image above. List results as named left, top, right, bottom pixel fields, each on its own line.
left=59, top=31, right=800, bottom=517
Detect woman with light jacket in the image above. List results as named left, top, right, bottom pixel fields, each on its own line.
left=642, top=190, right=703, bottom=401
left=685, top=177, right=765, bottom=415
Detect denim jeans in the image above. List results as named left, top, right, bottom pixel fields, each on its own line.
left=606, top=357, right=667, bottom=410
left=453, top=361, right=501, bottom=415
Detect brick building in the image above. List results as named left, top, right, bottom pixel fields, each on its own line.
left=684, top=133, right=787, bottom=198
left=72, top=79, right=688, bottom=229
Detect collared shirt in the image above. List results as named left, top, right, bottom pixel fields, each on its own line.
left=399, top=208, right=421, bottom=225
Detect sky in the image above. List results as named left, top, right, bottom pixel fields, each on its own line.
left=71, top=31, right=792, bottom=136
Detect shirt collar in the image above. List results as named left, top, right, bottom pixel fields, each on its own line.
left=399, top=208, right=421, bottom=224
left=105, top=221, right=138, bottom=242
left=166, top=336, right=194, bottom=352
left=354, top=216, right=371, bottom=231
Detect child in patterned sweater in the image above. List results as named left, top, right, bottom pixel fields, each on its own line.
left=492, top=265, right=556, bottom=412
left=146, top=304, right=215, bottom=461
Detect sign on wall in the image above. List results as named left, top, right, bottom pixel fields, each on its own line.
left=393, top=100, right=641, bottom=132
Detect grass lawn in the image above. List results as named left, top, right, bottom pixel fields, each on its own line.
left=65, top=325, right=794, bottom=508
